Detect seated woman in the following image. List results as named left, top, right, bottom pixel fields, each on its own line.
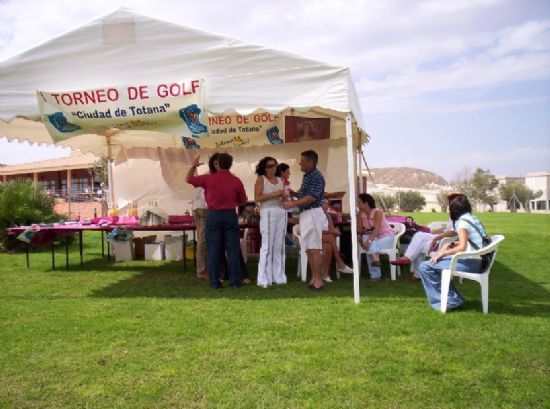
left=357, top=193, right=396, bottom=281
left=321, top=199, right=353, bottom=282
left=391, top=193, right=464, bottom=281
left=418, top=194, right=486, bottom=311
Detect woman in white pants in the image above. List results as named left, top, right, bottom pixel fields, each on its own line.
left=391, top=193, right=463, bottom=280
left=255, top=157, right=287, bottom=287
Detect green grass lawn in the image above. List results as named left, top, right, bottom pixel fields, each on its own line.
left=1, top=213, right=549, bottom=408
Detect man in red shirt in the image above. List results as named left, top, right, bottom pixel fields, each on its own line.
left=187, top=153, right=248, bottom=288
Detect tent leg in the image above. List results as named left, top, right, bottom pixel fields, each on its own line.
left=107, top=159, right=115, bottom=209
left=345, top=113, right=361, bottom=304
left=358, top=150, right=363, bottom=193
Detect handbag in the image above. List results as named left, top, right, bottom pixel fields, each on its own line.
left=462, top=218, right=493, bottom=270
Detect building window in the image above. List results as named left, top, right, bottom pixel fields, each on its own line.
left=38, top=180, right=56, bottom=192
left=536, top=200, right=547, bottom=210
left=72, top=177, right=89, bottom=193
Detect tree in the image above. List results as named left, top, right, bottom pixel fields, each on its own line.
left=470, top=168, right=499, bottom=210
left=437, top=191, right=450, bottom=212
left=92, top=156, right=109, bottom=215
left=372, top=193, right=397, bottom=212
left=397, top=190, right=426, bottom=212
left=92, top=155, right=109, bottom=187
left=499, top=181, right=542, bottom=213
left=0, top=180, right=58, bottom=250
left=453, top=168, right=498, bottom=210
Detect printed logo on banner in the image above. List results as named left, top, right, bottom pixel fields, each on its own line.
left=266, top=126, right=283, bottom=144
left=179, top=104, right=208, bottom=135
left=37, top=80, right=207, bottom=142
left=47, top=112, right=81, bottom=133
left=182, top=137, right=201, bottom=149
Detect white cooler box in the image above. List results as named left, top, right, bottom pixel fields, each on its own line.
left=145, top=242, right=165, bottom=260
left=110, top=241, right=134, bottom=262
left=164, top=235, right=184, bottom=261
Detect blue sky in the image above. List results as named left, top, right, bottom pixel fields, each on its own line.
left=1, top=0, right=549, bottom=181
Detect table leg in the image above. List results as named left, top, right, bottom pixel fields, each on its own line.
left=79, top=230, right=83, bottom=266
left=101, top=231, right=105, bottom=257
left=26, top=243, right=30, bottom=269
left=183, top=231, right=187, bottom=270
left=51, top=242, right=56, bottom=270
left=65, top=237, right=70, bottom=271
left=107, top=237, right=111, bottom=261
left=193, top=230, right=197, bottom=269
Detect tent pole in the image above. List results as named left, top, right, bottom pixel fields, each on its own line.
left=106, top=136, right=115, bottom=209
left=345, top=113, right=360, bottom=304
left=358, top=150, right=363, bottom=193
left=108, top=159, right=115, bottom=209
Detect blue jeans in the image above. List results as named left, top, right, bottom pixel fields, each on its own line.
left=206, top=210, right=241, bottom=288
left=418, top=257, right=482, bottom=311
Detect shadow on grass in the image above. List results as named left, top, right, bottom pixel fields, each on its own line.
left=367, top=260, right=550, bottom=317
left=87, top=257, right=550, bottom=316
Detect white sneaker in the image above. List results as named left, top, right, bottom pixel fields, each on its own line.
left=323, top=276, right=333, bottom=283
left=337, top=265, right=354, bottom=274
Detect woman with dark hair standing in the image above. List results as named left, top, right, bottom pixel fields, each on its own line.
left=255, top=156, right=287, bottom=287
left=357, top=193, right=395, bottom=281
left=275, top=163, right=291, bottom=196
left=418, top=195, right=487, bottom=311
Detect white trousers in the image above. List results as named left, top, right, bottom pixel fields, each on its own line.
left=257, top=207, right=287, bottom=286
left=404, top=232, right=436, bottom=276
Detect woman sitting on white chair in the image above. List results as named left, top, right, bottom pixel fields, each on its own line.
left=321, top=199, right=353, bottom=282
left=418, top=195, right=486, bottom=311
left=357, top=193, right=396, bottom=281
left=391, top=192, right=464, bottom=281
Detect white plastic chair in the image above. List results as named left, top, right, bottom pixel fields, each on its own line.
left=440, top=234, right=505, bottom=314
left=292, top=224, right=308, bottom=282
left=359, top=222, right=406, bottom=281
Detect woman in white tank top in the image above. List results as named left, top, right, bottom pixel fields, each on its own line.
left=254, top=156, right=287, bottom=287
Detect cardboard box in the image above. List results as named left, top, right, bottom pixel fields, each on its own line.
left=110, top=241, right=134, bottom=262
left=164, top=235, right=184, bottom=261
left=133, top=235, right=157, bottom=260
left=145, top=242, right=165, bottom=260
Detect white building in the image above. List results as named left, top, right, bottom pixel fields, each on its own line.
left=494, top=175, right=526, bottom=212
left=525, top=172, right=550, bottom=212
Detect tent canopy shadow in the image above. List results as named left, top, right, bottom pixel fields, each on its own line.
left=86, top=259, right=550, bottom=314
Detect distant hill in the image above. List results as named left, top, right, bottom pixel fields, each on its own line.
left=367, top=167, right=449, bottom=189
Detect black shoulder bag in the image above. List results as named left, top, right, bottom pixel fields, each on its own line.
left=462, top=219, right=493, bottom=271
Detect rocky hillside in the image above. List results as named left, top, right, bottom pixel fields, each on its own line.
left=367, top=167, right=448, bottom=189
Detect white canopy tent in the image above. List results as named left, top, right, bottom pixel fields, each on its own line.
left=0, top=8, right=367, bottom=303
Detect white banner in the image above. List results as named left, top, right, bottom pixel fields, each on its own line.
left=38, top=79, right=207, bottom=141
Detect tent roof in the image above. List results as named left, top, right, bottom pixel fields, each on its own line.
left=0, top=8, right=364, bottom=126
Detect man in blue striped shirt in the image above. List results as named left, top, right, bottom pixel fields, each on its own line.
left=283, top=150, right=326, bottom=291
